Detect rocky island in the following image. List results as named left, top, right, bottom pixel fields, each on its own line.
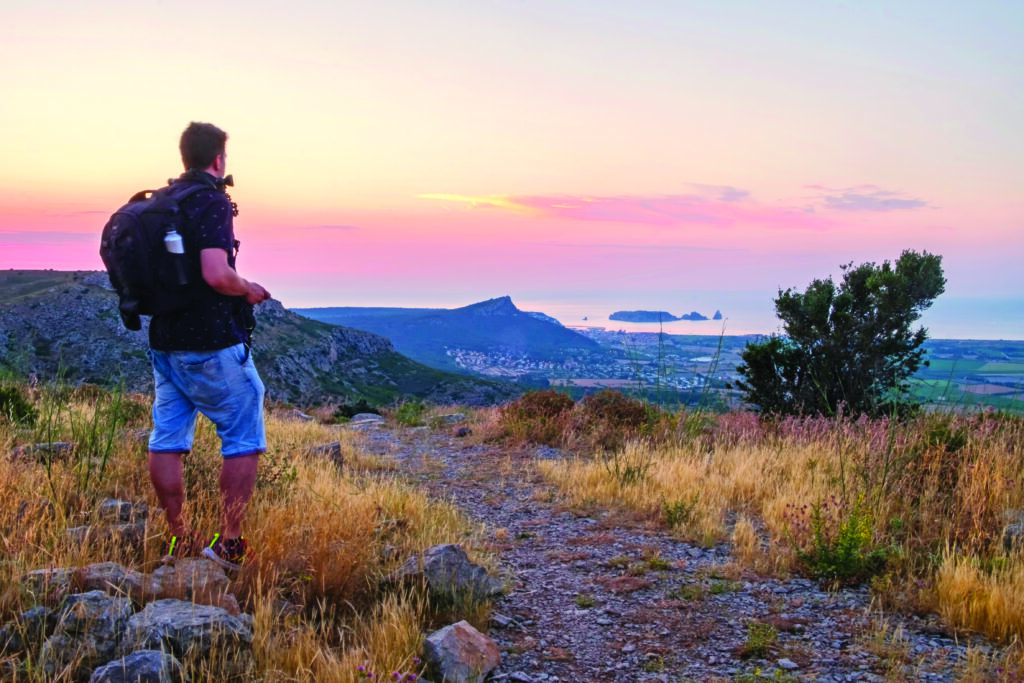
left=609, top=310, right=710, bottom=323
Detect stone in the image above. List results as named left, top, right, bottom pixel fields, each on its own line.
left=0, top=606, right=55, bottom=655
left=99, top=499, right=149, bottom=524
left=350, top=413, right=385, bottom=424
left=436, top=413, right=467, bottom=425
left=40, top=591, right=134, bottom=677
left=150, top=559, right=237, bottom=613
left=89, top=649, right=187, bottom=683
left=490, top=613, right=513, bottom=628
left=290, top=409, right=315, bottom=422
left=1001, top=510, right=1024, bottom=552
left=422, top=620, right=500, bottom=683
left=21, top=567, right=76, bottom=603
left=10, top=441, right=75, bottom=461
left=779, top=658, right=799, bottom=670
left=386, top=544, right=501, bottom=602
left=15, top=498, right=55, bottom=523
left=67, top=522, right=148, bottom=548
left=122, top=599, right=253, bottom=661
left=76, top=562, right=148, bottom=600
left=308, top=441, right=345, bottom=465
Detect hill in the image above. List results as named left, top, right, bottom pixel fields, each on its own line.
left=294, top=296, right=606, bottom=373
left=0, top=270, right=515, bottom=405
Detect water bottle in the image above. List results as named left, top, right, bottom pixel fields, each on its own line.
left=164, top=229, right=185, bottom=254
left=164, top=229, right=189, bottom=285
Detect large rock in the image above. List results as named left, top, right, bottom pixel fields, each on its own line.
left=150, top=559, right=238, bottom=614
left=121, top=599, right=253, bottom=665
left=0, top=606, right=55, bottom=656
left=21, top=567, right=76, bottom=603
left=98, top=499, right=149, bottom=524
left=422, top=620, right=500, bottom=683
left=308, top=441, right=346, bottom=467
left=76, top=562, right=148, bottom=600
left=387, top=544, right=503, bottom=602
left=40, top=590, right=134, bottom=678
left=89, top=649, right=187, bottom=683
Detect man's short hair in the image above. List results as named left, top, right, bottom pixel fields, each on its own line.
left=180, top=122, right=228, bottom=170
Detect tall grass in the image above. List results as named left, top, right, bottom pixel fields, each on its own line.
left=531, top=401, right=1024, bottom=646
left=0, top=380, right=489, bottom=681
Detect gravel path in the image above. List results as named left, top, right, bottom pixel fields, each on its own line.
left=355, top=423, right=997, bottom=682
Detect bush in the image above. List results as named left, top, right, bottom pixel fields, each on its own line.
left=499, top=389, right=575, bottom=445
left=573, top=389, right=652, bottom=451
left=393, top=401, right=426, bottom=427
left=784, top=495, right=889, bottom=585
left=0, top=385, right=36, bottom=426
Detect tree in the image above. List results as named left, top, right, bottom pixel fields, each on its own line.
left=736, top=250, right=946, bottom=417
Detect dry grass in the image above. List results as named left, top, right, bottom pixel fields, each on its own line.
left=534, top=405, right=1024, bottom=644
left=0, top=383, right=487, bottom=682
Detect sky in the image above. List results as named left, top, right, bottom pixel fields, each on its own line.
left=1, top=1, right=1022, bottom=338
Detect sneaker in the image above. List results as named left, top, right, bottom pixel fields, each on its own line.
left=162, top=531, right=204, bottom=564
left=202, top=533, right=248, bottom=571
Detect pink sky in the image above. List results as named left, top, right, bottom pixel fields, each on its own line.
left=2, top=2, right=1022, bottom=337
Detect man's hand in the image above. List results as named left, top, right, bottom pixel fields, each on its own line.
left=201, top=248, right=271, bottom=303
left=245, top=282, right=271, bottom=305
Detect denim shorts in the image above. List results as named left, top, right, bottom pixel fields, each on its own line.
left=148, top=343, right=266, bottom=458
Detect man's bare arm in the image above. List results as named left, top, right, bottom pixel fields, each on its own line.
left=200, top=248, right=271, bottom=305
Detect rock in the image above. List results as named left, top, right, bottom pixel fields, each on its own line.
left=10, top=441, right=75, bottom=461
left=67, top=522, right=148, bottom=548
left=1002, top=510, right=1024, bottom=551
left=15, top=497, right=55, bottom=523
left=422, top=620, right=500, bottom=683
left=40, top=591, right=134, bottom=677
left=490, top=613, right=513, bottom=628
left=350, top=413, right=385, bottom=424
left=76, top=562, right=148, bottom=600
left=778, top=658, right=799, bottom=670
left=436, top=413, right=467, bottom=425
left=0, top=606, right=55, bottom=655
left=290, top=409, right=315, bottom=422
left=121, top=599, right=253, bottom=668
left=89, top=649, right=187, bottom=683
left=386, top=544, right=501, bottom=602
left=21, top=567, right=76, bottom=603
left=99, top=500, right=149, bottom=524
left=308, top=442, right=345, bottom=466
left=150, top=559, right=237, bottom=613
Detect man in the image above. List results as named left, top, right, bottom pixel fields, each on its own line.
left=147, top=121, right=271, bottom=570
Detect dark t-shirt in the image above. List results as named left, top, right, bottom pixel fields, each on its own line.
left=148, top=176, right=251, bottom=351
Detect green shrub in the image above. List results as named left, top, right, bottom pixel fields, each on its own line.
left=574, top=389, right=652, bottom=451
left=498, top=389, right=574, bottom=445
left=393, top=401, right=426, bottom=427
left=738, top=621, right=777, bottom=659
left=0, top=384, right=36, bottom=426
left=785, top=495, right=888, bottom=585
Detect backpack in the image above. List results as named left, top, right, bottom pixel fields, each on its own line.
left=99, top=181, right=210, bottom=331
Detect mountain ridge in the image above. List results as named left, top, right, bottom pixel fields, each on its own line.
left=0, top=270, right=515, bottom=405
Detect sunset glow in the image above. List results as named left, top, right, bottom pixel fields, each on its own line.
left=2, top=1, right=1022, bottom=337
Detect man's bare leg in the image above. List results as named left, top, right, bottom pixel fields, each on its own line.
left=149, top=451, right=186, bottom=538
left=220, top=454, right=259, bottom=538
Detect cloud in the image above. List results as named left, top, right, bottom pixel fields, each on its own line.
left=806, top=185, right=930, bottom=212
left=0, top=231, right=96, bottom=244
left=419, top=192, right=831, bottom=230
left=689, top=184, right=751, bottom=203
